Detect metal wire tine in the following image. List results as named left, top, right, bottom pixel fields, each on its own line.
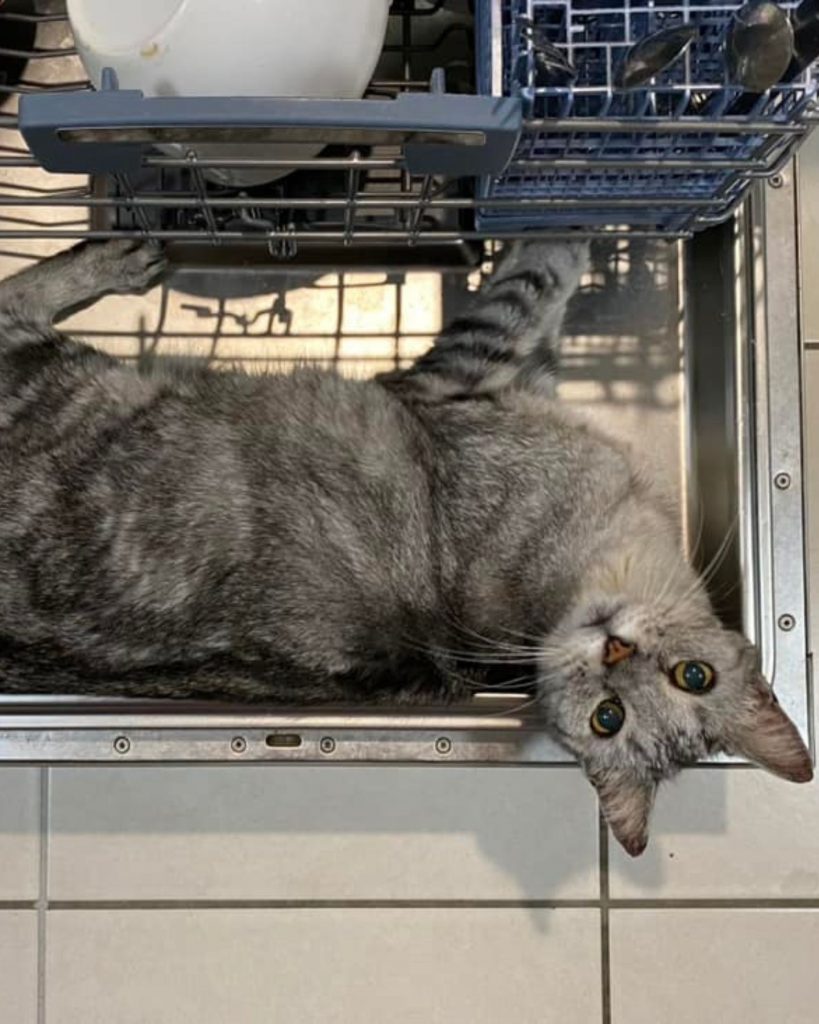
left=407, top=174, right=434, bottom=243
left=0, top=11, right=68, bottom=23
left=343, top=150, right=363, bottom=246
left=186, top=152, right=221, bottom=246
left=0, top=46, right=76, bottom=60
left=113, top=171, right=152, bottom=236
left=268, top=222, right=298, bottom=260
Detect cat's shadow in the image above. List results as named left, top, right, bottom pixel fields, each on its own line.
left=602, top=768, right=731, bottom=900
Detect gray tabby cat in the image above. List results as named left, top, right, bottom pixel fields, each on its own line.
left=0, top=238, right=811, bottom=855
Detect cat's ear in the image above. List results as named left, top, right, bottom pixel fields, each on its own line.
left=590, top=769, right=656, bottom=857
left=726, top=683, right=813, bottom=783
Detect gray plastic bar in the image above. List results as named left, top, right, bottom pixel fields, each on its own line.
left=19, top=81, right=522, bottom=177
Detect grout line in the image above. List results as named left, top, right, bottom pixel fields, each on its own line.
left=0, top=900, right=36, bottom=909
left=36, top=768, right=49, bottom=1024
left=37, top=897, right=819, bottom=911
left=599, top=815, right=612, bottom=1024
left=45, top=899, right=603, bottom=911
left=610, top=898, right=819, bottom=909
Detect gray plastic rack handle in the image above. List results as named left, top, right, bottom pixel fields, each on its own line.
left=19, top=69, right=522, bottom=178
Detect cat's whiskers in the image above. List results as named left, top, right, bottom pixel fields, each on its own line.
left=494, top=623, right=552, bottom=646
left=439, top=664, right=535, bottom=693
left=446, top=615, right=538, bottom=655
left=476, top=693, right=543, bottom=718
left=672, top=518, right=738, bottom=611
left=399, top=636, right=537, bottom=666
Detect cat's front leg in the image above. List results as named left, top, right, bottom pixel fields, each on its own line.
left=0, top=238, right=166, bottom=334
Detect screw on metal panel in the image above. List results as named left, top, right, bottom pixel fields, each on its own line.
left=230, top=736, right=247, bottom=755
left=319, top=737, right=336, bottom=755
left=113, top=736, right=131, bottom=755
left=774, top=472, right=792, bottom=490
left=778, top=614, right=796, bottom=631
left=769, top=174, right=784, bottom=189
left=435, top=737, right=452, bottom=756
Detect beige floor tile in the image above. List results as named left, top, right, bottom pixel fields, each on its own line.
left=48, top=765, right=598, bottom=901
left=804, top=355, right=819, bottom=727
left=0, top=768, right=40, bottom=900
left=0, top=911, right=38, bottom=1024
left=798, top=131, right=819, bottom=343
left=611, top=908, right=819, bottom=1024
left=47, top=908, right=600, bottom=1024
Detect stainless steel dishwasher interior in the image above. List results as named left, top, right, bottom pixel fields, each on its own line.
left=0, top=2, right=810, bottom=763
left=0, top=198, right=809, bottom=765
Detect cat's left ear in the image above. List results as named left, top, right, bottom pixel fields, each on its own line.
left=726, top=681, right=813, bottom=783
left=590, top=769, right=656, bottom=857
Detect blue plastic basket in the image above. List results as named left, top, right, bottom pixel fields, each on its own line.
left=476, top=0, right=819, bottom=233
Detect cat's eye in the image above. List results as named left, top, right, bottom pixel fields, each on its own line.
left=590, top=697, right=625, bottom=737
left=670, top=660, right=716, bottom=693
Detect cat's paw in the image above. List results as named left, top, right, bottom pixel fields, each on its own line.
left=79, top=239, right=168, bottom=294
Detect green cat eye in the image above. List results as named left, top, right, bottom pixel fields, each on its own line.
left=590, top=697, right=625, bottom=737
left=670, top=660, right=716, bottom=694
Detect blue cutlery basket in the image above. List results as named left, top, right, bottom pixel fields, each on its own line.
left=476, top=0, right=819, bottom=233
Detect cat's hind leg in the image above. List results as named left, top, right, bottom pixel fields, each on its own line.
left=0, top=238, right=166, bottom=336
left=379, top=240, right=588, bottom=402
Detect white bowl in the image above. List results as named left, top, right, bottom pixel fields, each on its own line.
left=67, top=0, right=391, bottom=187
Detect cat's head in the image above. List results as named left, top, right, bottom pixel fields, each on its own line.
left=537, top=586, right=812, bottom=856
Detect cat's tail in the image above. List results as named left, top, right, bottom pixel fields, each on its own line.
left=378, top=239, right=589, bottom=403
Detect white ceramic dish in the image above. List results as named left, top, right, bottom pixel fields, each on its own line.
left=67, top=0, right=391, bottom=187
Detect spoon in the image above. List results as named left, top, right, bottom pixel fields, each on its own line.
left=726, top=0, right=794, bottom=92
left=614, top=23, right=698, bottom=90
left=724, top=0, right=819, bottom=113
left=517, top=17, right=577, bottom=88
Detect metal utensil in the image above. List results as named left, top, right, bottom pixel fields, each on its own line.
left=726, top=0, right=794, bottom=92
left=724, top=0, right=811, bottom=114
left=517, top=17, right=577, bottom=88
left=614, top=23, right=698, bottom=90
left=787, top=0, right=819, bottom=77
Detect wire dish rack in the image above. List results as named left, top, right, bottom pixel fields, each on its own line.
left=3, top=0, right=508, bottom=260
left=4, top=0, right=818, bottom=251
left=477, top=0, right=819, bottom=233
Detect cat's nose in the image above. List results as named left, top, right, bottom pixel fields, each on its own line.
left=603, top=636, right=637, bottom=667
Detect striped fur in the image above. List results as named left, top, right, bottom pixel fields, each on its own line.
left=379, top=240, right=589, bottom=402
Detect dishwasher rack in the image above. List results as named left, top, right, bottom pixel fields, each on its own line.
left=477, top=0, right=819, bottom=233
left=4, top=0, right=511, bottom=258
left=6, top=0, right=819, bottom=249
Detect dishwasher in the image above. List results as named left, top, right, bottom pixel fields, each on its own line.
left=0, top=0, right=814, bottom=766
